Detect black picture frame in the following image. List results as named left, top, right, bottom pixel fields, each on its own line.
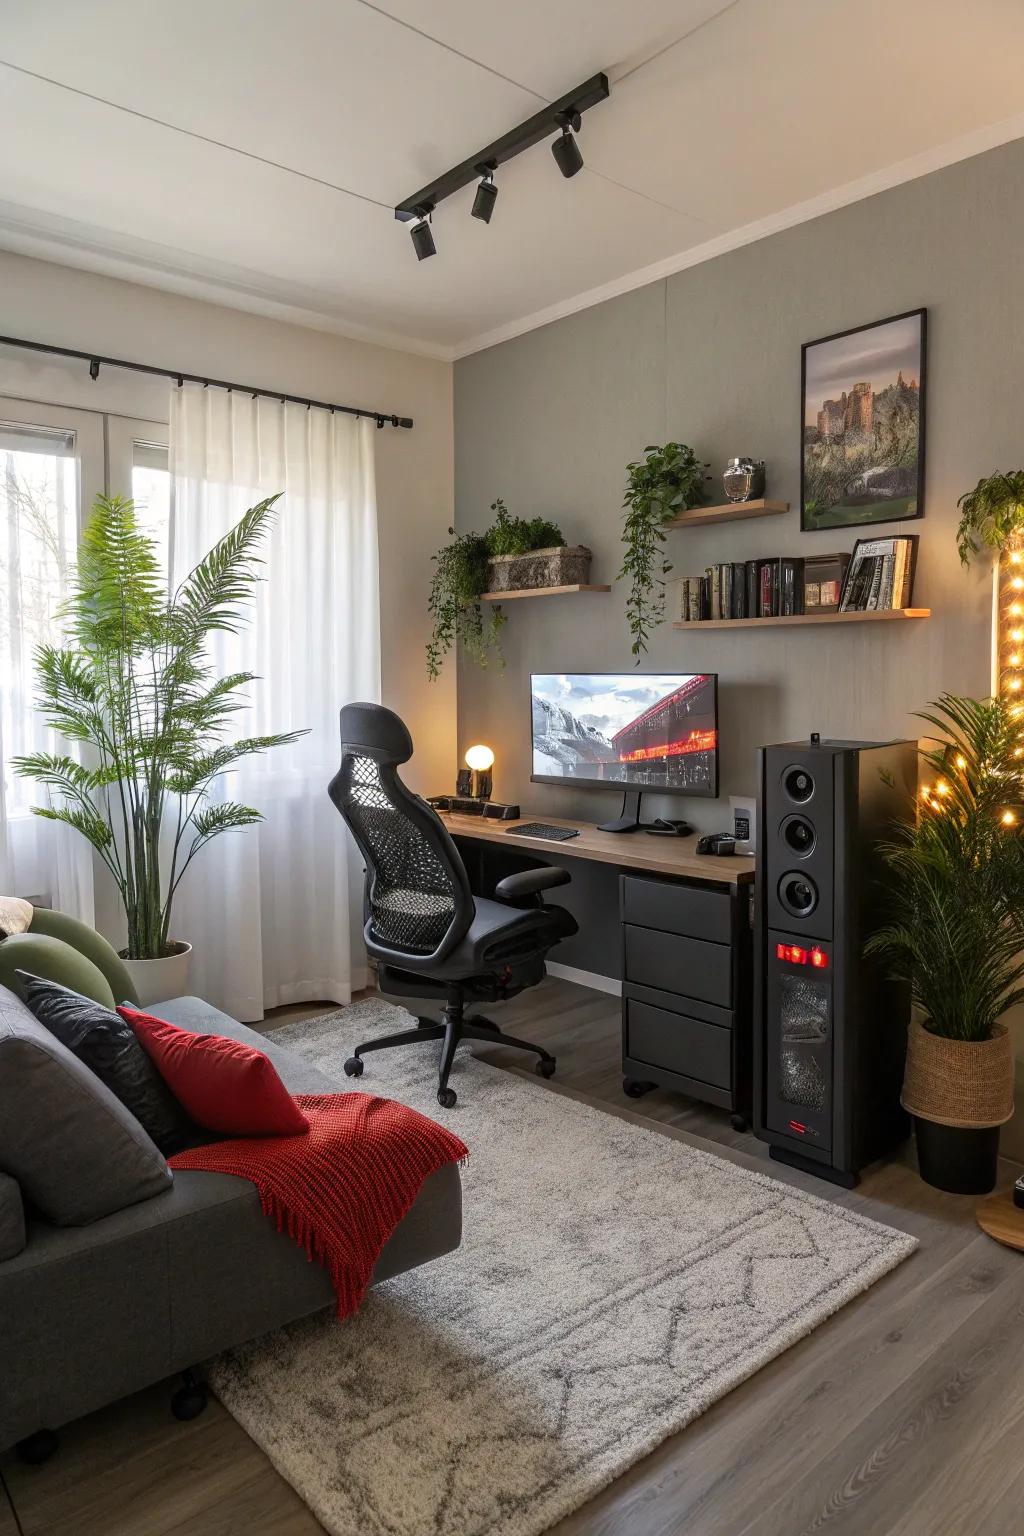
left=800, top=308, right=926, bottom=533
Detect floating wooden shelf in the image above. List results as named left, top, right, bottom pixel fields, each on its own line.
left=666, top=498, right=789, bottom=528
left=672, top=607, right=930, bottom=630
left=480, top=583, right=610, bottom=602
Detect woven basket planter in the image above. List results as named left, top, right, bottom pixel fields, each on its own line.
left=486, top=545, right=592, bottom=594
left=902, top=1018, right=1014, bottom=1130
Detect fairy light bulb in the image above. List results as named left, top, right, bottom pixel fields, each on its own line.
left=1003, top=810, right=1017, bottom=826
left=955, top=754, right=967, bottom=769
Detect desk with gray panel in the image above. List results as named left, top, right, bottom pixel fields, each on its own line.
left=442, top=813, right=755, bottom=1127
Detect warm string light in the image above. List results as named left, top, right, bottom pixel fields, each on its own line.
left=998, top=536, right=1024, bottom=701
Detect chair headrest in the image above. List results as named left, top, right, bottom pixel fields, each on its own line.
left=340, top=703, right=414, bottom=765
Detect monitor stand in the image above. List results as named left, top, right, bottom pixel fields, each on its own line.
left=597, top=790, right=647, bottom=834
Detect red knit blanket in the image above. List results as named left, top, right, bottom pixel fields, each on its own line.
left=169, top=1093, right=467, bottom=1318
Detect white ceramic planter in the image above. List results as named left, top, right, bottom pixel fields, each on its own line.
left=121, top=942, right=193, bottom=1007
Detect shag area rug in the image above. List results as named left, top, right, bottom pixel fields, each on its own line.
left=211, top=998, right=917, bottom=1536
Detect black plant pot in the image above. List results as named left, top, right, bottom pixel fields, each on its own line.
left=913, top=1116, right=1001, bottom=1195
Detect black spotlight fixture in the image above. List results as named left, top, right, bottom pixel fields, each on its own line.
left=394, top=72, right=609, bottom=255
left=551, top=112, right=584, bottom=178
left=409, top=208, right=436, bottom=261
left=471, top=168, right=498, bottom=224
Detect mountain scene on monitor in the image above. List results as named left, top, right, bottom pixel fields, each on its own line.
left=531, top=674, right=717, bottom=793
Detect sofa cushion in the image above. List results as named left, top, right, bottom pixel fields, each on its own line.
left=0, top=1171, right=26, bottom=1260
left=0, top=986, right=171, bottom=1225
left=121, top=1007, right=310, bottom=1137
left=17, top=973, right=195, bottom=1156
left=0, top=933, right=115, bottom=1007
left=149, top=996, right=337, bottom=1096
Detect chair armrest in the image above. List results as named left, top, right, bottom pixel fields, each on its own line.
left=495, top=867, right=571, bottom=902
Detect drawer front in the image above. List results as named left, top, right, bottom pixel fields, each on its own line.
left=624, top=924, right=732, bottom=1008
left=624, top=980, right=733, bottom=1031
left=625, top=1000, right=732, bottom=1090
left=621, top=874, right=731, bottom=943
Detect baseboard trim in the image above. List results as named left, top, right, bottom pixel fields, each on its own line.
left=546, top=961, right=622, bottom=997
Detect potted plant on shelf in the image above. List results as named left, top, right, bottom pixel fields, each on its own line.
left=14, top=494, right=303, bottom=1005
left=617, top=442, right=710, bottom=658
left=866, top=693, right=1020, bottom=1194
left=425, top=499, right=572, bottom=679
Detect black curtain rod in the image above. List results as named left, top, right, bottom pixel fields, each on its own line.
left=0, top=334, right=414, bottom=429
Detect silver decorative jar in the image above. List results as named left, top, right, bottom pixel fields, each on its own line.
left=723, top=457, right=765, bottom=503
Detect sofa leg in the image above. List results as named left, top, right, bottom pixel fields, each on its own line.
left=170, top=1367, right=209, bottom=1422
left=15, top=1428, right=58, bottom=1465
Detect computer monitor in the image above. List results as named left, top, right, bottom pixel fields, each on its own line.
left=531, top=672, right=719, bottom=827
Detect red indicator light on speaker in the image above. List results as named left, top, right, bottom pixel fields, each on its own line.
left=776, top=943, right=809, bottom=965
left=789, top=1119, right=807, bottom=1135
left=810, top=947, right=828, bottom=969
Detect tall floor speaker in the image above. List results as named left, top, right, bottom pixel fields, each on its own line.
left=754, top=736, right=917, bottom=1186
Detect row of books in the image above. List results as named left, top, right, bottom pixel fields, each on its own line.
left=837, top=535, right=917, bottom=613
left=678, top=535, right=918, bottom=621
left=679, top=558, right=810, bottom=621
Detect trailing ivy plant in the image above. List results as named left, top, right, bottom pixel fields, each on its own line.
left=425, top=499, right=565, bottom=679
left=617, top=442, right=710, bottom=658
left=956, top=471, right=1024, bottom=564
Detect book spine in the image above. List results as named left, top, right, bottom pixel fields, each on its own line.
left=759, top=561, right=772, bottom=618
left=699, top=575, right=711, bottom=620
left=732, top=563, right=747, bottom=619
left=746, top=560, right=759, bottom=618
left=721, top=563, right=732, bottom=619
left=709, top=565, right=721, bottom=620
left=687, top=578, right=701, bottom=622
left=867, top=556, right=884, bottom=611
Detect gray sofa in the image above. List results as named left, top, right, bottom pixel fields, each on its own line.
left=0, top=989, right=462, bottom=1455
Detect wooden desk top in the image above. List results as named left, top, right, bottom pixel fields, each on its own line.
left=441, top=811, right=756, bottom=885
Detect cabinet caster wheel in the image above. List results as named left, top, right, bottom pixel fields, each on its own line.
left=730, top=1113, right=750, bottom=1133
left=343, top=1056, right=364, bottom=1077
left=623, top=1078, right=655, bottom=1099
left=535, top=1057, right=556, bottom=1079
left=16, top=1429, right=58, bottom=1465
left=171, top=1370, right=208, bottom=1422
left=437, top=1087, right=457, bottom=1108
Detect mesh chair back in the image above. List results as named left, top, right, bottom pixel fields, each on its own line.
left=329, top=703, right=474, bottom=964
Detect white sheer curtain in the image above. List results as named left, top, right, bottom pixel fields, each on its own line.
left=168, top=384, right=379, bottom=1019
left=0, top=411, right=95, bottom=920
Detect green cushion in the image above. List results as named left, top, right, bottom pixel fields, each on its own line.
left=28, top=909, right=139, bottom=1006
left=0, top=934, right=115, bottom=1008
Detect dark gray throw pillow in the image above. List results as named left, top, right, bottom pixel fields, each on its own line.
left=16, top=972, right=195, bottom=1156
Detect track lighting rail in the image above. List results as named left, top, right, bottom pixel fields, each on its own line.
left=394, top=72, right=609, bottom=223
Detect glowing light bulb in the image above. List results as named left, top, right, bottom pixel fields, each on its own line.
left=464, top=744, right=495, bottom=771
left=1012, top=629, right=1024, bottom=643
left=1010, top=604, right=1023, bottom=618
left=1012, top=578, right=1024, bottom=591
left=935, top=780, right=949, bottom=796
left=1011, top=552, right=1023, bottom=566
left=955, top=754, right=967, bottom=769
left=1009, top=654, right=1022, bottom=667
left=1003, top=810, right=1017, bottom=826
left=1011, top=679, right=1022, bottom=692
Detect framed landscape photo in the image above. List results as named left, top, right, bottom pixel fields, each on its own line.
left=801, top=308, right=926, bottom=532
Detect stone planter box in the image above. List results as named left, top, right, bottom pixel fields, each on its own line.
left=486, top=545, right=592, bottom=593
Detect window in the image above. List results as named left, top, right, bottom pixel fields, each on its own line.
left=131, top=440, right=171, bottom=572
left=0, top=404, right=104, bottom=820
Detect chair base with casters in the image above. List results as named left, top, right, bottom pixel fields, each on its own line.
left=328, top=702, right=578, bottom=1107
left=345, top=964, right=558, bottom=1108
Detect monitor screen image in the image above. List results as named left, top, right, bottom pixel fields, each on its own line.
left=530, top=673, right=719, bottom=798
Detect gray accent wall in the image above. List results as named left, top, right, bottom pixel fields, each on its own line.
left=454, top=137, right=1024, bottom=1153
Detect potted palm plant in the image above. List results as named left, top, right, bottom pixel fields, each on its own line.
left=867, top=694, right=1020, bottom=1193
left=13, top=494, right=303, bottom=1004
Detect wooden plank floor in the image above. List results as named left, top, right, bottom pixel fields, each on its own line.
left=3, top=978, right=1022, bottom=1536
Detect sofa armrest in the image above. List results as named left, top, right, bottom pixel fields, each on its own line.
left=0, top=1171, right=26, bottom=1261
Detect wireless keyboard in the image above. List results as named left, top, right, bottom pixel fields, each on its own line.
left=509, top=822, right=580, bottom=842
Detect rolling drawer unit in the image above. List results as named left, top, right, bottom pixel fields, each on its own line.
left=620, top=872, right=753, bottom=1127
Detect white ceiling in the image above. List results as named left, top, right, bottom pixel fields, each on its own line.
left=2, top=0, right=1024, bottom=360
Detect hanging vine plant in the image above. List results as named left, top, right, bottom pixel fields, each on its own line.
left=617, top=442, right=710, bottom=658
left=425, top=499, right=567, bottom=679
left=956, top=471, right=1024, bottom=564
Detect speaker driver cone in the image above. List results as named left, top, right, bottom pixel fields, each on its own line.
left=781, top=815, right=816, bottom=856
left=778, top=871, right=819, bottom=918
left=783, top=766, right=815, bottom=803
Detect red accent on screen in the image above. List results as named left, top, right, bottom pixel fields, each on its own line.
left=618, top=728, right=717, bottom=764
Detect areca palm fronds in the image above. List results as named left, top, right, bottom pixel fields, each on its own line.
left=867, top=693, right=1024, bottom=1040
left=13, top=494, right=304, bottom=959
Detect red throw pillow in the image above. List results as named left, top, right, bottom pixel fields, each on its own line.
left=119, top=1007, right=309, bottom=1137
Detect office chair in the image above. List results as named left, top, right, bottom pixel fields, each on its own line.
left=328, top=703, right=578, bottom=1107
